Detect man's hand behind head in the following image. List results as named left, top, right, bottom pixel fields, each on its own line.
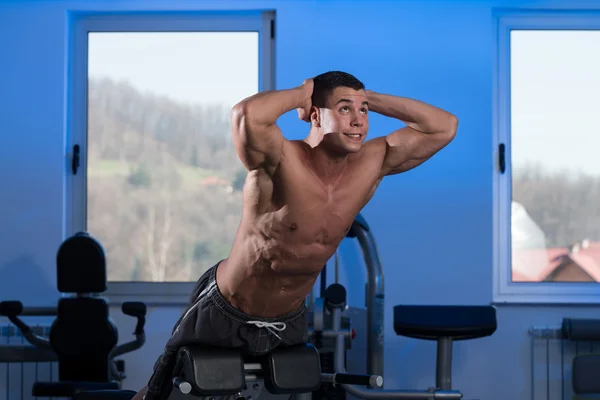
left=297, top=78, right=314, bottom=123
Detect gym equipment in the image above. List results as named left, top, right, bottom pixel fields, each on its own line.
left=76, top=212, right=496, bottom=399
left=0, top=305, right=58, bottom=363
left=345, top=213, right=385, bottom=377
left=393, top=305, right=497, bottom=395
left=307, top=213, right=498, bottom=399
left=0, top=232, right=147, bottom=398
left=167, top=342, right=382, bottom=399
left=562, top=317, right=600, bottom=397
left=305, top=213, right=383, bottom=399
left=312, top=282, right=497, bottom=399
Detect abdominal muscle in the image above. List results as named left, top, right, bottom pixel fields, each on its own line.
left=216, top=218, right=341, bottom=318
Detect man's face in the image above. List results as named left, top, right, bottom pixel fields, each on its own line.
left=314, top=87, right=369, bottom=154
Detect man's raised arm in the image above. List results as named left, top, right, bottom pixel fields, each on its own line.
left=231, top=80, right=313, bottom=175
left=365, top=90, right=458, bottom=176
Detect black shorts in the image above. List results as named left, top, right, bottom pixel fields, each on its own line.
left=144, top=261, right=308, bottom=399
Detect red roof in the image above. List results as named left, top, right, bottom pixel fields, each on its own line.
left=200, top=176, right=229, bottom=185
left=512, top=242, right=600, bottom=281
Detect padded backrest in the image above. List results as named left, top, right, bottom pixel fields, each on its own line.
left=57, top=232, right=106, bottom=293
left=52, top=232, right=117, bottom=382
left=263, top=344, right=322, bottom=394
left=50, top=297, right=118, bottom=382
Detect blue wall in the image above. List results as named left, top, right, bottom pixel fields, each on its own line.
left=2, top=1, right=600, bottom=399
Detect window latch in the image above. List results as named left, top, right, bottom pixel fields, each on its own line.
left=72, top=144, right=80, bottom=175
left=498, top=143, right=506, bottom=174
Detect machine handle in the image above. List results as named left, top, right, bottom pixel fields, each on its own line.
left=173, top=377, right=192, bottom=394
left=322, top=372, right=383, bottom=389
left=0, top=301, right=31, bottom=334
left=0, top=301, right=51, bottom=349
left=122, top=301, right=146, bottom=317
left=122, top=301, right=146, bottom=335
left=110, top=302, right=147, bottom=358
left=0, top=301, right=24, bottom=317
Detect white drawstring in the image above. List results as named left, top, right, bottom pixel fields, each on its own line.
left=247, top=321, right=287, bottom=340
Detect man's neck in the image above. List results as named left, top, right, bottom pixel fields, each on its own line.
left=305, top=133, right=348, bottom=187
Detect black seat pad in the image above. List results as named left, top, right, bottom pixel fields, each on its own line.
left=175, top=343, right=321, bottom=396
left=393, top=305, right=497, bottom=340
left=177, top=346, right=245, bottom=396
left=263, top=344, right=321, bottom=394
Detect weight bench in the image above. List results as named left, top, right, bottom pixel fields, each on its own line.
left=168, top=342, right=381, bottom=399
left=393, top=305, right=497, bottom=392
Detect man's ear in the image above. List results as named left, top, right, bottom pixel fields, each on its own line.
left=310, top=106, right=321, bottom=127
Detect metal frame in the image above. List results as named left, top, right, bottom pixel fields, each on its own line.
left=492, top=9, right=600, bottom=304
left=347, top=214, right=385, bottom=376
left=65, top=10, right=276, bottom=305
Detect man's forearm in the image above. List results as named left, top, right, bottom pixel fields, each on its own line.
left=234, top=85, right=311, bottom=126
left=366, top=90, right=457, bottom=134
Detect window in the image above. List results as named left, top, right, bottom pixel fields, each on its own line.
left=67, top=11, right=275, bottom=304
left=493, top=11, right=600, bottom=303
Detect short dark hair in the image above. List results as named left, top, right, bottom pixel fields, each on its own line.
left=312, top=71, right=365, bottom=108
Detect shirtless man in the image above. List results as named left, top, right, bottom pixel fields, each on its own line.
left=135, top=71, right=457, bottom=399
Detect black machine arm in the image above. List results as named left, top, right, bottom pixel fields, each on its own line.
left=0, top=301, right=52, bottom=350
left=0, top=299, right=146, bottom=374
left=110, top=301, right=147, bottom=358
left=0, top=300, right=147, bottom=358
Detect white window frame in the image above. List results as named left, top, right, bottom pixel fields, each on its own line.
left=66, top=10, right=275, bottom=305
left=493, top=9, right=600, bottom=304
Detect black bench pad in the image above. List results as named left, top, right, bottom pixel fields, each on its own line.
left=393, top=305, right=497, bottom=340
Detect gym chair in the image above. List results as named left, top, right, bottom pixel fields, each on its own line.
left=0, top=232, right=147, bottom=398
left=393, top=304, right=497, bottom=395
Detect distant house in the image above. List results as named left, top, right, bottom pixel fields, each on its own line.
left=510, top=200, right=600, bottom=282
left=512, top=241, right=600, bottom=282
left=200, top=176, right=229, bottom=186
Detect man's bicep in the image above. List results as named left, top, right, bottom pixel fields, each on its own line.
left=381, top=126, right=446, bottom=176
left=232, top=122, right=285, bottom=174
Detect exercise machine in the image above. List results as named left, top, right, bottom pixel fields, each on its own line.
left=307, top=213, right=498, bottom=399
left=165, top=258, right=383, bottom=400
left=306, top=213, right=385, bottom=400
left=325, top=283, right=496, bottom=399
left=562, top=317, right=600, bottom=398
left=165, top=277, right=496, bottom=400
left=166, top=274, right=382, bottom=399
left=0, top=232, right=147, bottom=398
left=166, top=212, right=497, bottom=400
left=166, top=341, right=381, bottom=399
left=308, top=213, right=384, bottom=375
left=75, top=212, right=495, bottom=399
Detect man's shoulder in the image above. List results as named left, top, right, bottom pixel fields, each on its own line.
left=347, top=138, right=389, bottom=177
left=362, top=136, right=388, bottom=151
left=350, top=137, right=388, bottom=162
left=281, top=139, right=310, bottom=158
